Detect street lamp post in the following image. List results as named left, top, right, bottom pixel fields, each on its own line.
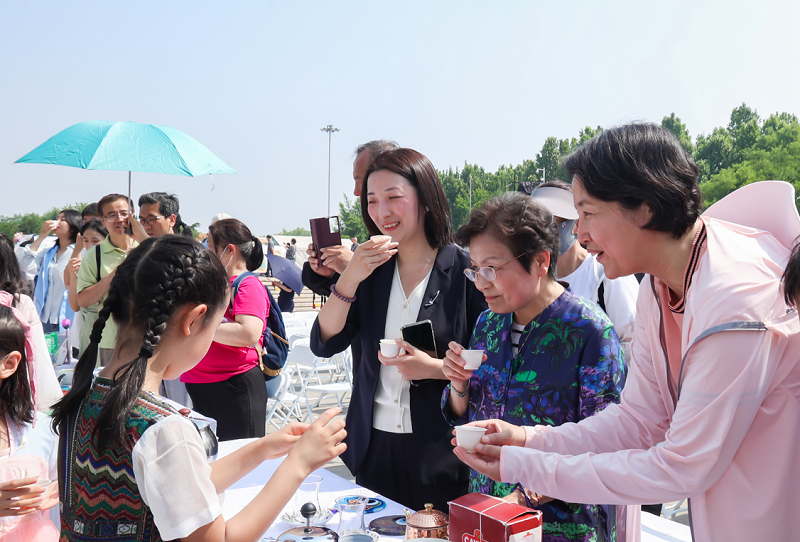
left=320, top=124, right=340, bottom=217
left=537, top=167, right=546, bottom=185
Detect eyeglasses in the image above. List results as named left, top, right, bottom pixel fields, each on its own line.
left=464, top=253, right=524, bottom=283
left=103, top=211, right=130, bottom=222
left=139, top=215, right=165, bottom=226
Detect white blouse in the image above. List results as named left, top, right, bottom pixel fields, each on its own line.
left=131, top=415, right=221, bottom=540
left=372, top=265, right=432, bottom=434
left=17, top=242, right=73, bottom=325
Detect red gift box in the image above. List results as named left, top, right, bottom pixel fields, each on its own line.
left=449, top=493, right=543, bottom=542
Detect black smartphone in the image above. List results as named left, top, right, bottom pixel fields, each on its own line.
left=400, top=319, right=437, bottom=357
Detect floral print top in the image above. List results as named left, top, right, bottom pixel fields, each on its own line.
left=442, top=289, right=626, bottom=542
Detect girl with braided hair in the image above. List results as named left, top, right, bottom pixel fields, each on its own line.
left=52, top=236, right=347, bottom=542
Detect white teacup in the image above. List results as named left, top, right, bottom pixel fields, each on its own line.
left=33, top=479, right=51, bottom=487
left=380, top=339, right=400, bottom=358
left=460, top=349, right=484, bottom=371
left=456, top=425, right=488, bottom=453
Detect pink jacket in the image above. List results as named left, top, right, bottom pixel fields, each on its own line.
left=500, top=216, right=800, bottom=542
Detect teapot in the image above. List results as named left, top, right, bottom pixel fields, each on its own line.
left=276, top=503, right=338, bottom=542
left=405, top=504, right=449, bottom=540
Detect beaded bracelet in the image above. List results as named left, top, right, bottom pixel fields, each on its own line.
left=329, top=283, right=356, bottom=304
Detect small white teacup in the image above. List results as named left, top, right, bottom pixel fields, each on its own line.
left=33, top=479, right=51, bottom=487
left=380, top=339, right=400, bottom=358
left=456, top=425, right=488, bottom=453
left=460, top=349, right=484, bottom=371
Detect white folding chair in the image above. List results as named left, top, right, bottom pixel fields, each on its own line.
left=281, top=312, right=302, bottom=328
left=304, top=348, right=353, bottom=411
left=289, top=335, right=310, bottom=350
left=294, top=311, right=320, bottom=327
left=265, top=366, right=310, bottom=429
left=285, top=326, right=312, bottom=340
left=662, top=500, right=688, bottom=521
left=289, top=343, right=338, bottom=385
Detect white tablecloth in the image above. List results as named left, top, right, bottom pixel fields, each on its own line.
left=218, top=439, right=691, bottom=542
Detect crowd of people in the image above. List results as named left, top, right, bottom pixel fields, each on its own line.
left=0, top=124, right=797, bottom=542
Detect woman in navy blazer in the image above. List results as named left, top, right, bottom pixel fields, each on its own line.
left=311, top=148, right=486, bottom=511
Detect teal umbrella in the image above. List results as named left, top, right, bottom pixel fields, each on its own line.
left=16, top=120, right=236, bottom=198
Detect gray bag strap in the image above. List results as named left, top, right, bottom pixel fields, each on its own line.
left=676, top=321, right=768, bottom=400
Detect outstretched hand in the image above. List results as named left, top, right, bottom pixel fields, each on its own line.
left=262, top=422, right=309, bottom=460
left=286, top=408, right=347, bottom=477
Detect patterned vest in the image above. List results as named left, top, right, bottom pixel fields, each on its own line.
left=58, top=377, right=178, bottom=542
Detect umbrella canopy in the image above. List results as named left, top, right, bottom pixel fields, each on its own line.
left=15, top=120, right=235, bottom=197
left=267, top=253, right=304, bottom=296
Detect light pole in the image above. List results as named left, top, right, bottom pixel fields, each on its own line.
left=320, top=124, right=340, bottom=217
left=469, top=173, right=473, bottom=212
left=536, top=167, right=546, bottom=185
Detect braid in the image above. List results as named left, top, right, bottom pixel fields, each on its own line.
left=52, top=235, right=229, bottom=448
left=51, top=281, right=121, bottom=436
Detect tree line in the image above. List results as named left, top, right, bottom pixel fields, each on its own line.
left=0, top=202, right=202, bottom=240
left=337, top=103, right=800, bottom=238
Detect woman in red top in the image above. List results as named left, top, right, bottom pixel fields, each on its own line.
left=182, top=219, right=269, bottom=440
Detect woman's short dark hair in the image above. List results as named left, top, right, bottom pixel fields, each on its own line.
left=562, top=123, right=702, bottom=239
left=457, top=192, right=559, bottom=279
left=80, top=218, right=108, bottom=238
left=361, top=148, right=453, bottom=251
left=61, top=209, right=82, bottom=245
left=0, top=305, right=34, bottom=426
left=208, top=219, right=264, bottom=272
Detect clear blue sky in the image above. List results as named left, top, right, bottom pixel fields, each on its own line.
left=2, top=0, right=798, bottom=235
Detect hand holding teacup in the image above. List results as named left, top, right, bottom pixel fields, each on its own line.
left=339, top=235, right=398, bottom=286
left=443, top=341, right=486, bottom=385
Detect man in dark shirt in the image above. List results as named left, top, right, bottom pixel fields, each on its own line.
left=302, top=139, right=398, bottom=377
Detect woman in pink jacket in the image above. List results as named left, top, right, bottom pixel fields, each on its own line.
left=454, top=124, right=800, bottom=542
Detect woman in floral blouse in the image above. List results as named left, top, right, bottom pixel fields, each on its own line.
left=442, top=192, right=627, bottom=542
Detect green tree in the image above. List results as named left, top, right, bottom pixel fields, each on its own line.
left=337, top=194, right=369, bottom=242
left=701, top=113, right=800, bottom=210
left=695, top=127, right=734, bottom=182
left=0, top=202, right=87, bottom=239
left=280, top=226, right=312, bottom=236
left=662, top=113, right=694, bottom=155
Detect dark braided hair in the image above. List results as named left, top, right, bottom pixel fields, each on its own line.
left=51, top=236, right=228, bottom=449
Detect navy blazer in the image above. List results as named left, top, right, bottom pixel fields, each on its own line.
left=310, top=244, right=487, bottom=485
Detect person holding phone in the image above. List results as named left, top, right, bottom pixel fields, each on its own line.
left=76, top=194, right=147, bottom=366
left=304, top=139, right=399, bottom=378
left=311, top=148, right=487, bottom=511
